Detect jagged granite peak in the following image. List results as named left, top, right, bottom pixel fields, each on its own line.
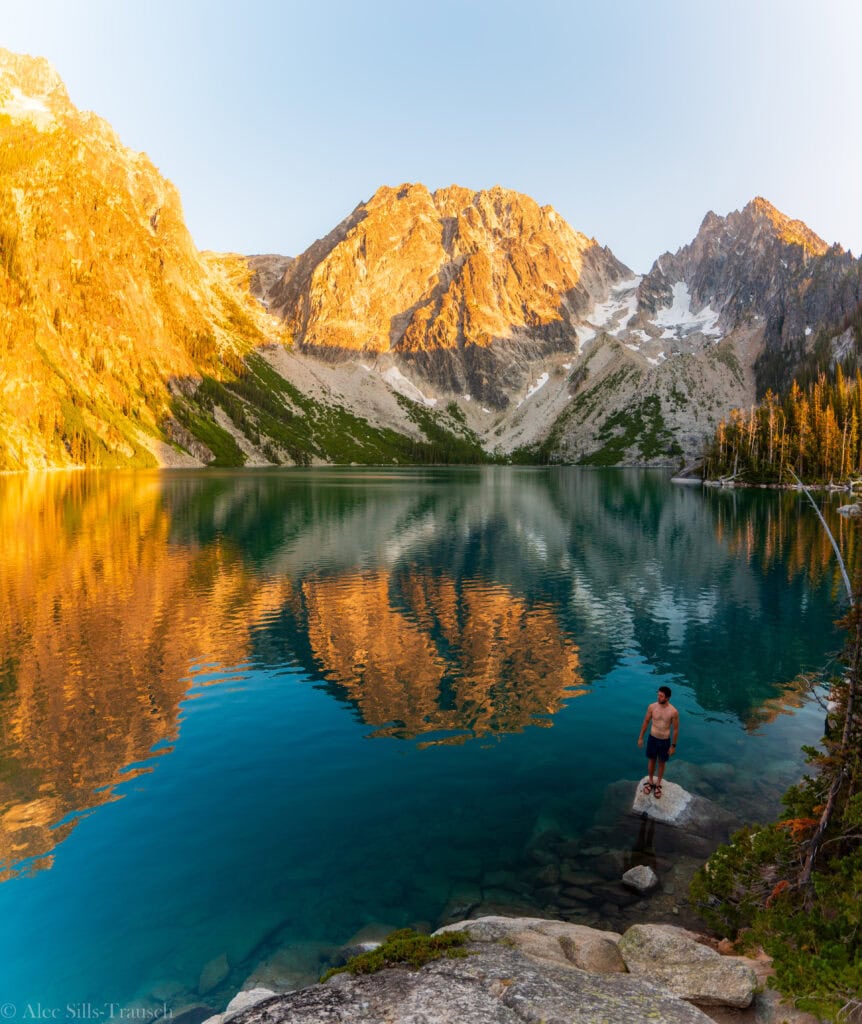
left=743, top=196, right=829, bottom=254
left=638, top=196, right=829, bottom=323
left=0, top=49, right=283, bottom=469
left=635, top=197, right=862, bottom=391
left=0, top=48, right=72, bottom=125
left=265, top=182, right=631, bottom=406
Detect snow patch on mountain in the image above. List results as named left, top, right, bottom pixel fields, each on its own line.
left=650, top=282, right=722, bottom=340
left=380, top=365, right=438, bottom=407
left=517, top=372, right=550, bottom=407
left=576, top=325, right=597, bottom=347
left=586, top=276, right=641, bottom=333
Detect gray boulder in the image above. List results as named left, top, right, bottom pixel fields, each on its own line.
left=618, top=923, right=757, bottom=1008
left=224, top=989, right=278, bottom=1021
left=228, top=940, right=716, bottom=1023
left=750, top=986, right=823, bottom=1024
left=225, top=921, right=716, bottom=1024
left=632, top=778, right=740, bottom=836
left=436, top=915, right=626, bottom=973
left=621, top=865, right=659, bottom=893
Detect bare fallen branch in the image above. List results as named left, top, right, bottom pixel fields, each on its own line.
left=789, top=470, right=853, bottom=607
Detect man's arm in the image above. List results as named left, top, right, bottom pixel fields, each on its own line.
left=670, top=710, right=679, bottom=753
left=637, top=705, right=652, bottom=747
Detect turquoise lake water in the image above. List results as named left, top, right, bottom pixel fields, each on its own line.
left=0, top=467, right=855, bottom=1013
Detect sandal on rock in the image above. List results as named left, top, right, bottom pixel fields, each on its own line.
left=654, top=784, right=663, bottom=799
left=642, top=781, right=654, bottom=795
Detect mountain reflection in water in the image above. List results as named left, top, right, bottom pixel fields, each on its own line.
left=0, top=472, right=289, bottom=879
left=0, top=467, right=853, bottom=883
left=302, top=571, right=585, bottom=744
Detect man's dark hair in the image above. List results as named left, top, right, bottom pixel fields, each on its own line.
left=658, top=685, right=672, bottom=699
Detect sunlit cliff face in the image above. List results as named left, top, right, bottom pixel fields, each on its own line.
left=747, top=197, right=828, bottom=257
left=0, top=473, right=290, bottom=879
left=0, top=49, right=281, bottom=470
left=302, top=570, right=586, bottom=745
left=271, top=182, right=610, bottom=354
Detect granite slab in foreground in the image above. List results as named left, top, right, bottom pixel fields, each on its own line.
left=215, top=918, right=763, bottom=1024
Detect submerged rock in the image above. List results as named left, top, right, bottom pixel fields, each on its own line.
left=437, top=884, right=483, bottom=926
left=241, top=940, right=324, bottom=993
left=621, top=865, right=659, bottom=893
left=198, top=952, right=230, bottom=995
left=617, top=923, right=757, bottom=1008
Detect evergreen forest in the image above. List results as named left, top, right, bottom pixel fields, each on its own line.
left=704, top=368, right=862, bottom=484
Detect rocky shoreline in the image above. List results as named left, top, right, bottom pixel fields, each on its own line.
left=176, top=777, right=821, bottom=1024
left=201, top=915, right=819, bottom=1024
left=676, top=474, right=855, bottom=493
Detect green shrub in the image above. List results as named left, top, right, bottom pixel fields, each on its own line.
left=690, top=649, right=862, bottom=1021
left=320, top=928, right=469, bottom=982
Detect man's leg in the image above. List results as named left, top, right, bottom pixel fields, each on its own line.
left=655, top=751, right=667, bottom=796
left=646, top=756, right=656, bottom=790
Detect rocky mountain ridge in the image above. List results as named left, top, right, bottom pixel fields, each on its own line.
left=0, top=47, right=284, bottom=469
left=268, top=182, right=630, bottom=409
left=634, top=197, right=862, bottom=394
left=257, top=189, right=861, bottom=465
left=2, top=48, right=861, bottom=469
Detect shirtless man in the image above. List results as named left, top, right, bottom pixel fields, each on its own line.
left=637, top=685, right=679, bottom=799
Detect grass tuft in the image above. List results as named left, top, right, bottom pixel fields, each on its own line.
left=320, top=928, right=469, bottom=982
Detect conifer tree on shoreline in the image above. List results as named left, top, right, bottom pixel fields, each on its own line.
left=705, top=368, right=862, bottom=484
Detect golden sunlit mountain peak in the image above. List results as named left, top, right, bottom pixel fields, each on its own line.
left=745, top=196, right=828, bottom=256
left=0, top=48, right=71, bottom=128
left=2, top=49, right=860, bottom=471
left=266, top=180, right=628, bottom=406
left=0, top=49, right=285, bottom=470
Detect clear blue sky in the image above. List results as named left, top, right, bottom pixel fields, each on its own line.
left=3, top=0, right=861, bottom=272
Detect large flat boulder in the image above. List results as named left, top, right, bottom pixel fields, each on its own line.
left=595, top=778, right=740, bottom=846
left=618, top=924, right=757, bottom=1008
left=436, top=915, right=626, bottom=973
left=632, top=778, right=740, bottom=834
left=229, top=940, right=716, bottom=1024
